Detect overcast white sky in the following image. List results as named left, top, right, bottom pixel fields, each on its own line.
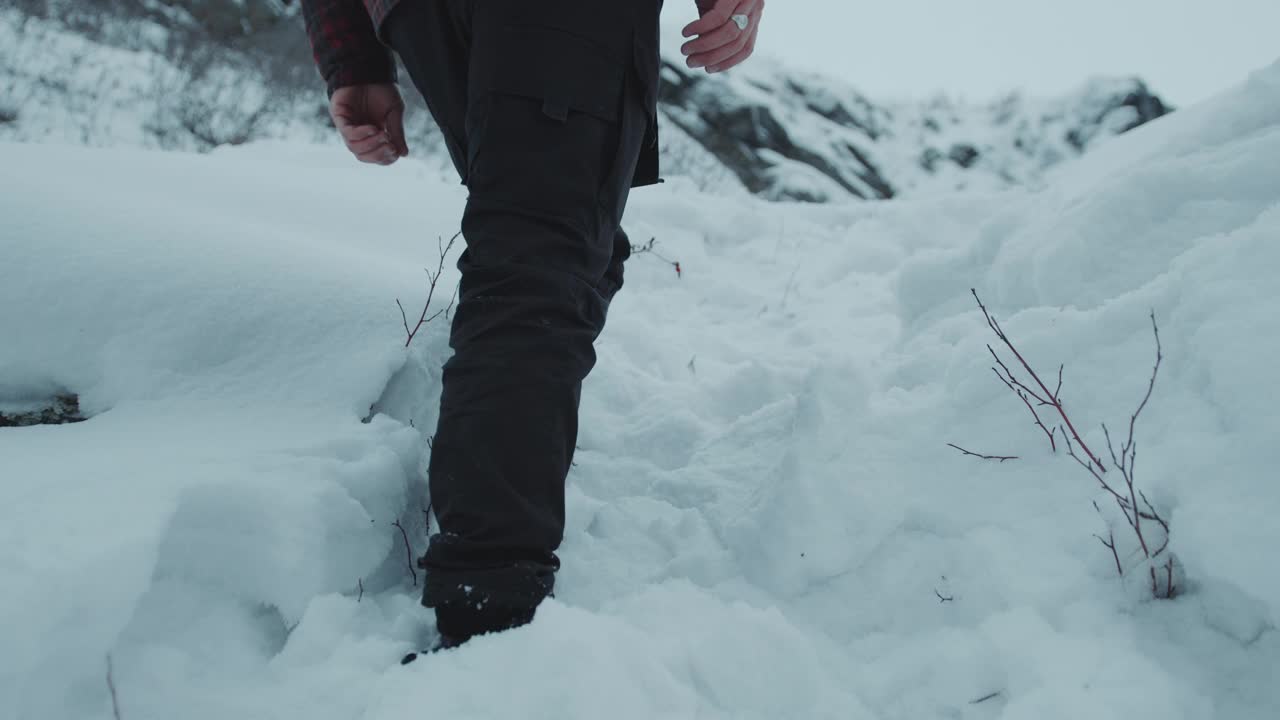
left=720, top=0, right=1279, bottom=106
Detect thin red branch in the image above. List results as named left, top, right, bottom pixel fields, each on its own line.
left=991, top=362, right=1057, bottom=450
left=1091, top=501, right=1125, bottom=577
left=1102, top=424, right=1123, bottom=472
left=1104, top=421, right=1152, bottom=560
left=1094, top=532, right=1124, bottom=576
left=989, top=346, right=1052, bottom=406
left=1138, top=490, right=1170, bottom=537
left=972, top=289, right=1107, bottom=471
left=1064, top=427, right=1129, bottom=508
left=1127, top=312, right=1164, bottom=458
left=1126, top=476, right=1150, bottom=556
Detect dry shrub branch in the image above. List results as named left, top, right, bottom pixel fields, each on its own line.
left=969, top=289, right=1176, bottom=598
left=397, top=231, right=461, bottom=347
left=631, top=237, right=682, bottom=278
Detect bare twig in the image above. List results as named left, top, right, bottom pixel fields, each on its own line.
left=973, top=289, right=1105, bottom=470
left=935, top=589, right=954, bottom=603
left=1092, top=520, right=1124, bottom=577
left=989, top=349, right=1057, bottom=450
left=1139, top=490, right=1171, bottom=555
left=357, top=578, right=364, bottom=603
left=989, top=346, right=1052, bottom=406
left=631, top=237, right=682, bottom=278
left=1129, top=313, right=1163, bottom=454
left=106, top=655, right=122, bottom=720
left=399, top=231, right=462, bottom=347
left=392, top=520, right=419, bottom=587
left=780, top=262, right=801, bottom=310
left=972, top=293, right=1174, bottom=599
left=970, top=691, right=1002, bottom=705
left=1098, top=312, right=1172, bottom=597
left=947, top=443, right=1018, bottom=462
left=1065, top=428, right=1129, bottom=508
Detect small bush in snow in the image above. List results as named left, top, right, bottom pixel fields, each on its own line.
left=967, top=290, right=1178, bottom=599
left=146, top=43, right=270, bottom=150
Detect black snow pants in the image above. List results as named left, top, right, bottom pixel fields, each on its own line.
left=383, top=0, right=662, bottom=640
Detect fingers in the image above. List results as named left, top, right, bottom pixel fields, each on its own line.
left=330, top=86, right=408, bottom=165
left=682, top=0, right=747, bottom=38
left=686, top=27, right=749, bottom=71
left=333, top=111, right=402, bottom=165
left=680, top=20, right=741, bottom=64
left=383, top=104, right=410, bottom=157
left=337, top=122, right=398, bottom=165
left=681, top=0, right=762, bottom=73
left=705, top=37, right=756, bottom=73
left=342, top=123, right=391, bottom=154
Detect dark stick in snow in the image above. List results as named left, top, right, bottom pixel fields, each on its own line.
left=631, top=237, right=682, bottom=278
left=106, top=655, right=122, bottom=720
left=392, top=520, right=418, bottom=587
left=946, top=443, right=1018, bottom=462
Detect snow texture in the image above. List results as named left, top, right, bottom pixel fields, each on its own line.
left=2, top=50, right=1279, bottom=720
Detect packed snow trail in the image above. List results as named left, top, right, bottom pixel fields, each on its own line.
left=2, top=61, right=1279, bottom=720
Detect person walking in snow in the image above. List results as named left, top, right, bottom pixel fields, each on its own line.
left=301, top=0, right=764, bottom=647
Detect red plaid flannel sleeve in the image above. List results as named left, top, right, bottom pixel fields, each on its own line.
left=301, top=0, right=397, bottom=96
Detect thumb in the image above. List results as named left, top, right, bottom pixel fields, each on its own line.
left=385, top=104, right=409, bottom=157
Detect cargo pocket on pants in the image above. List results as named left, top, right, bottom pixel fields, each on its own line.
left=467, top=24, right=627, bottom=213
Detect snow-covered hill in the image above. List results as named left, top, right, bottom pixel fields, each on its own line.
left=2, top=34, right=1278, bottom=720
left=0, top=4, right=1170, bottom=202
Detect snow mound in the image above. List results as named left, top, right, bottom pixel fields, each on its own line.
left=2, top=60, right=1278, bottom=720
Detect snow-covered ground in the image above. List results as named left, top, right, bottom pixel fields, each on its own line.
left=2, top=50, right=1279, bottom=720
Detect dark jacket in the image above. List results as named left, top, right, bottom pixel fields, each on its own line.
left=300, top=0, right=661, bottom=187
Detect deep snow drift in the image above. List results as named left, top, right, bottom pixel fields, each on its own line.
left=2, top=58, right=1279, bottom=720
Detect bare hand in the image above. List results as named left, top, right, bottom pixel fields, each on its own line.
left=681, top=0, right=764, bottom=73
left=330, top=83, right=409, bottom=165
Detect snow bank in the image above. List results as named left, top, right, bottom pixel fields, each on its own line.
left=2, top=60, right=1278, bottom=720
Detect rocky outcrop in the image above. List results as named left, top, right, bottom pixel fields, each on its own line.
left=657, top=56, right=1174, bottom=202
left=1, top=2, right=1174, bottom=203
